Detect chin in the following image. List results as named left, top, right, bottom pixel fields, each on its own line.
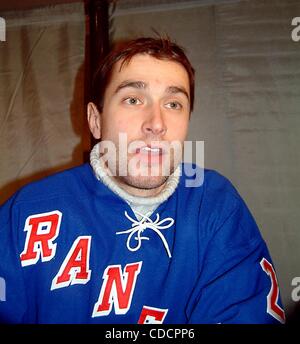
left=119, top=175, right=169, bottom=190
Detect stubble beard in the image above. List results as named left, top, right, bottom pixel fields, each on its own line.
left=115, top=153, right=177, bottom=191
left=100, top=139, right=183, bottom=193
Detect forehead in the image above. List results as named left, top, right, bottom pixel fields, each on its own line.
left=109, top=54, right=190, bottom=90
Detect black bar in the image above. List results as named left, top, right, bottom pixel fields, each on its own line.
left=84, top=0, right=110, bottom=156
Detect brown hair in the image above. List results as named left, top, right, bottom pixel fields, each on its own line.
left=91, top=36, right=195, bottom=113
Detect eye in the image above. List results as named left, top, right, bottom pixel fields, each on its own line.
left=123, top=97, right=142, bottom=105
left=165, top=101, right=182, bottom=110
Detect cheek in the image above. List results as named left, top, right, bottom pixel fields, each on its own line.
left=101, top=112, right=141, bottom=142
left=168, top=117, right=189, bottom=141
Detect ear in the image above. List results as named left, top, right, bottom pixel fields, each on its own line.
left=87, top=102, right=101, bottom=139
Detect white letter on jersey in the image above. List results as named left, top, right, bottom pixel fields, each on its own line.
left=20, top=211, right=62, bottom=267
left=92, top=261, right=142, bottom=317
left=0, top=277, right=6, bottom=302
left=138, top=306, right=168, bottom=324
left=260, top=258, right=285, bottom=323
left=51, top=236, right=92, bottom=290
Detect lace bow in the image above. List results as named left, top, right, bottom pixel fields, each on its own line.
left=116, top=211, right=174, bottom=258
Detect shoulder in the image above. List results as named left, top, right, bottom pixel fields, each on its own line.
left=179, top=163, right=262, bottom=243
left=180, top=162, right=236, bottom=188
left=179, top=163, right=241, bottom=207
left=2, top=164, right=92, bottom=207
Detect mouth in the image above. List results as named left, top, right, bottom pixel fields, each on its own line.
left=135, top=145, right=165, bottom=165
left=136, top=146, right=164, bottom=155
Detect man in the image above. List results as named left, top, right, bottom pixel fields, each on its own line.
left=0, top=37, right=285, bottom=324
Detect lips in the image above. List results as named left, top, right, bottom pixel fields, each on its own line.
left=134, top=145, right=165, bottom=165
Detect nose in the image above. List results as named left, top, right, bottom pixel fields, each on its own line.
left=142, top=104, right=167, bottom=137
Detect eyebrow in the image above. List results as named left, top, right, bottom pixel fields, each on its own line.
left=166, top=86, right=190, bottom=102
left=114, top=80, right=190, bottom=102
left=114, top=80, right=146, bottom=94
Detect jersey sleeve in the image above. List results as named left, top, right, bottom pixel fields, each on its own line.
left=186, top=185, right=285, bottom=324
left=0, top=196, right=28, bottom=323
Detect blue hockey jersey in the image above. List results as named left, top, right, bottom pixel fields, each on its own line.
left=0, top=163, right=285, bottom=324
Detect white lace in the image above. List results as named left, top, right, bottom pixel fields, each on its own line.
left=116, top=211, right=174, bottom=258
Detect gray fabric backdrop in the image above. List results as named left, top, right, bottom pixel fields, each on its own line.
left=0, top=3, right=87, bottom=204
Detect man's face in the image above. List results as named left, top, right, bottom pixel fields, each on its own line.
left=88, top=53, right=190, bottom=195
